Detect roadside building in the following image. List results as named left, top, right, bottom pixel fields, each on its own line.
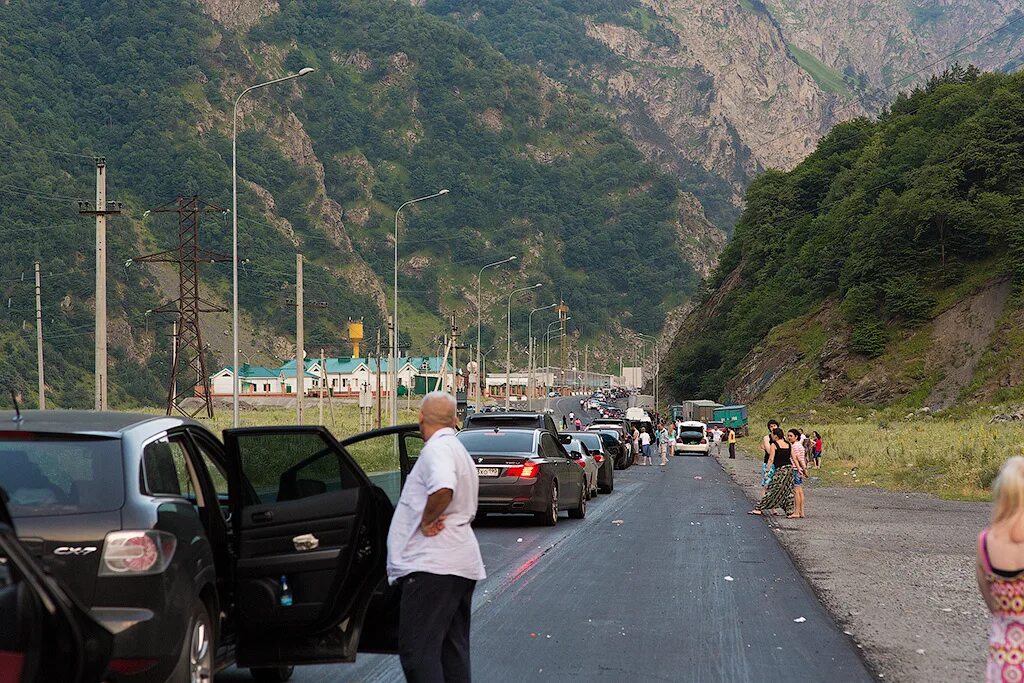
left=209, top=365, right=284, bottom=396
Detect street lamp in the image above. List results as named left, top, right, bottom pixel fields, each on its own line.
left=505, top=283, right=542, bottom=409
left=231, top=66, right=315, bottom=428
left=392, top=189, right=449, bottom=426
left=527, top=303, right=557, bottom=403
left=545, top=318, right=570, bottom=376
left=636, top=333, right=659, bottom=412
left=476, top=256, right=516, bottom=410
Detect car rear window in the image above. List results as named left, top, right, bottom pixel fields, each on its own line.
left=572, top=433, right=603, bottom=450
left=464, top=415, right=542, bottom=430
left=679, top=431, right=704, bottom=441
left=456, top=430, right=535, bottom=454
left=0, top=437, right=123, bottom=517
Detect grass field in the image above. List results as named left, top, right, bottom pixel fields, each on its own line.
left=786, top=44, right=852, bottom=97
left=738, top=406, right=1024, bottom=501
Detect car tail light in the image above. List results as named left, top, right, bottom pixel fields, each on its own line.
left=700, top=438, right=707, bottom=444
left=108, top=658, right=159, bottom=675
left=506, top=463, right=539, bottom=479
left=593, top=454, right=604, bottom=464
left=576, top=460, right=586, bottom=469
left=99, top=531, right=176, bottom=576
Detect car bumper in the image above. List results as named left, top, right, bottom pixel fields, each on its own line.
left=477, top=479, right=548, bottom=514
left=674, top=444, right=709, bottom=455
left=90, top=606, right=181, bottom=681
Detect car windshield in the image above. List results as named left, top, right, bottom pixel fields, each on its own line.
left=457, top=430, right=535, bottom=454
left=0, top=437, right=124, bottom=517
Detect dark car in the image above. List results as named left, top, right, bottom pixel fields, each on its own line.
left=0, top=490, right=113, bottom=682
left=457, top=428, right=586, bottom=526
left=462, top=411, right=560, bottom=438
left=594, top=430, right=631, bottom=470
left=0, top=410, right=417, bottom=683
left=568, top=432, right=614, bottom=493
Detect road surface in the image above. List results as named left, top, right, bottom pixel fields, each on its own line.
left=222, top=396, right=870, bottom=682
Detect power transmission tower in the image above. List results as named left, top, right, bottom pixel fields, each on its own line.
left=134, top=196, right=229, bottom=419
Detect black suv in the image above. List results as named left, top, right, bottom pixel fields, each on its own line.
left=462, top=411, right=560, bottom=437
left=0, top=410, right=422, bottom=682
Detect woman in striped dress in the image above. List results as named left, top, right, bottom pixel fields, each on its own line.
left=749, top=427, right=795, bottom=516
left=978, top=456, right=1024, bottom=682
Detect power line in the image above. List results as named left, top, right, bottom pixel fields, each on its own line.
left=0, top=134, right=97, bottom=160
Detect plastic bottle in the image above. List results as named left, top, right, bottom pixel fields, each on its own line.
left=279, top=575, right=293, bottom=607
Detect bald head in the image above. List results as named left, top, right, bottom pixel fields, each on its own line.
left=419, top=391, right=457, bottom=434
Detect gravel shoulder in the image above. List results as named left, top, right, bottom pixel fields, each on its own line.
left=714, top=446, right=991, bottom=682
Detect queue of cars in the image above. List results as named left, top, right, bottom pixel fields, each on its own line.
left=0, top=402, right=627, bottom=682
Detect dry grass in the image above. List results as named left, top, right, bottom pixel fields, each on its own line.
left=738, top=409, right=1024, bottom=501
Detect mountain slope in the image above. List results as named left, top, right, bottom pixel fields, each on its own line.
left=662, top=68, right=1024, bottom=410
left=0, top=0, right=713, bottom=407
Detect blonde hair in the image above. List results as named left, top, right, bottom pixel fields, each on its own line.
left=992, top=456, right=1024, bottom=528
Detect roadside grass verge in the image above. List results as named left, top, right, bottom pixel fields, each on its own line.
left=738, top=406, right=1024, bottom=501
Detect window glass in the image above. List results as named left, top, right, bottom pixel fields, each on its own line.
left=540, top=434, right=561, bottom=459
left=233, top=431, right=358, bottom=504
left=189, top=434, right=229, bottom=498
left=0, top=438, right=123, bottom=517
left=456, top=430, right=535, bottom=454
left=142, top=436, right=194, bottom=499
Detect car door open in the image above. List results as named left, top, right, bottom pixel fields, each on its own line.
left=222, top=426, right=394, bottom=668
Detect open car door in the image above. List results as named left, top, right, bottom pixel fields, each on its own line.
left=223, top=426, right=397, bottom=668
left=337, top=424, right=423, bottom=654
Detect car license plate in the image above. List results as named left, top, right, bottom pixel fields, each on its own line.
left=477, top=467, right=501, bottom=477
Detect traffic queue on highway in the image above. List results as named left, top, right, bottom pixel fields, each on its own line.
left=0, top=391, right=650, bottom=683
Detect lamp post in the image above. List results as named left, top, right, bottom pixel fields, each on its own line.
left=544, top=319, right=568, bottom=375
left=231, top=66, right=315, bottom=428
left=505, top=283, right=542, bottom=409
left=527, top=303, right=557, bottom=405
left=392, top=189, right=449, bottom=425
left=636, top=333, right=658, bottom=413
left=476, top=256, right=516, bottom=410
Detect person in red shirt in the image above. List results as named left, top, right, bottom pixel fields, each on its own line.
left=812, top=431, right=823, bottom=469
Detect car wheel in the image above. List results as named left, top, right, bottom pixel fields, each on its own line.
left=170, top=599, right=214, bottom=683
left=568, top=481, right=587, bottom=519
left=537, top=482, right=558, bottom=527
left=251, top=666, right=296, bottom=683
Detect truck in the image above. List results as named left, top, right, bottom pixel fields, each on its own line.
left=671, top=400, right=723, bottom=422
left=713, top=404, right=749, bottom=435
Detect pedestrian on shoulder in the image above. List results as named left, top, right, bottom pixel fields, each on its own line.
left=632, top=426, right=641, bottom=466
left=761, top=420, right=780, bottom=494
left=639, top=428, right=652, bottom=466
left=750, top=427, right=795, bottom=517
left=812, top=431, right=823, bottom=468
left=387, top=392, right=485, bottom=683
left=977, top=456, right=1024, bottom=682
left=727, top=427, right=736, bottom=459
left=789, top=429, right=808, bottom=519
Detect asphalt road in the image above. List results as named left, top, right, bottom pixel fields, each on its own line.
left=222, top=396, right=870, bottom=682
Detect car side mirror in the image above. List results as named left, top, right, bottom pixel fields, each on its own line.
left=559, top=434, right=572, bottom=444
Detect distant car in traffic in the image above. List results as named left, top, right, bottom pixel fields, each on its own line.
left=565, top=440, right=599, bottom=499
left=569, top=432, right=615, bottom=492
left=457, top=428, right=587, bottom=526
left=547, top=391, right=561, bottom=397
left=0, top=409, right=417, bottom=683
left=593, top=428, right=631, bottom=470
left=674, top=421, right=710, bottom=456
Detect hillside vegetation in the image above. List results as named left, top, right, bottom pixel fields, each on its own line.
left=0, top=0, right=701, bottom=407
left=665, top=66, right=1024, bottom=408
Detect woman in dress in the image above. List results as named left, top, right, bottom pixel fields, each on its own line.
left=978, top=456, right=1024, bottom=682
left=749, top=427, right=795, bottom=516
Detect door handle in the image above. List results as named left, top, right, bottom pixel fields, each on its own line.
left=293, top=533, right=320, bottom=552
left=251, top=510, right=274, bottom=523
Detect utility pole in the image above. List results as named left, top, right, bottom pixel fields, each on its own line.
left=584, top=344, right=589, bottom=394
left=34, top=262, right=45, bottom=409
left=318, top=347, right=325, bottom=426
left=375, top=327, right=382, bottom=429
left=134, top=197, right=228, bottom=418
left=78, top=158, right=121, bottom=410
left=295, top=253, right=304, bottom=425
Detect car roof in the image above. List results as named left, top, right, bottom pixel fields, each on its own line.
left=0, top=410, right=200, bottom=438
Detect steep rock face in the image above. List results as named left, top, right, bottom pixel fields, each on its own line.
left=763, top=0, right=1024, bottom=91
left=197, top=0, right=278, bottom=30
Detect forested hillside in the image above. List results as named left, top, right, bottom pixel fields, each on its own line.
left=0, top=0, right=708, bottom=408
left=664, top=67, right=1024, bottom=409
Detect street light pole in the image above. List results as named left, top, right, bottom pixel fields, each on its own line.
left=392, top=189, right=449, bottom=425
left=505, top=283, right=542, bottom=409
left=528, top=303, right=556, bottom=405
left=636, top=333, right=658, bottom=412
left=232, top=66, right=314, bottom=428
left=476, top=256, right=516, bottom=411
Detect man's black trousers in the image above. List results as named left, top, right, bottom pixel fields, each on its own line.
left=399, top=572, right=476, bottom=683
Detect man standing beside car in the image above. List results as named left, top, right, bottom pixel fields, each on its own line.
left=387, top=391, right=486, bottom=683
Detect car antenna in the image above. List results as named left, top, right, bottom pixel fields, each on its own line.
left=9, top=388, right=23, bottom=425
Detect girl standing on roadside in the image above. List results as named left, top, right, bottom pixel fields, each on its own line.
left=749, top=427, right=795, bottom=517
left=812, top=432, right=823, bottom=469
left=788, top=429, right=808, bottom=519
left=977, top=456, right=1024, bottom=682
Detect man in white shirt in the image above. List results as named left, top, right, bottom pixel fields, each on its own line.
left=387, top=391, right=485, bottom=682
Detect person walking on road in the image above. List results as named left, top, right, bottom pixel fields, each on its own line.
left=812, top=431, right=823, bottom=468
left=639, top=428, right=653, bottom=466
left=761, top=420, right=780, bottom=494
left=789, top=429, right=808, bottom=519
left=661, top=424, right=674, bottom=465
left=750, top=427, right=795, bottom=517
left=574, top=417, right=582, bottom=431
left=727, top=428, right=736, bottom=459
left=561, top=414, right=568, bottom=430
left=632, top=426, right=641, bottom=466
left=387, top=392, right=486, bottom=683
left=977, top=456, right=1024, bottom=682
